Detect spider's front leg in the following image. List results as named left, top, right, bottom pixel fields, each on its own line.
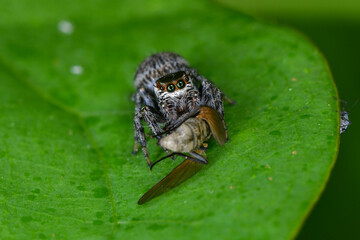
left=133, top=109, right=152, bottom=167
left=161, top=107, right=200, bottom=135
left=200, top=80, right=234, bottom=141
left=140, top=106, right=177, bottom=159
left=134, top=105, right=173, bottom=167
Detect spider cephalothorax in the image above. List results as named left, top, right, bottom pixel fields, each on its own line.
left=132, top=52, right=233, bottom=167
left=154, top=71, right=200, bottom=120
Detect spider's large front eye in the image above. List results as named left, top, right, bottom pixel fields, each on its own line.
left=167, top=84, right=175, bottom=92
left=176, top=80, right=185, bottom=89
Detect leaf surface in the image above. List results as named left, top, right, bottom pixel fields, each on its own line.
left=0, top=0, right=339, bottom=239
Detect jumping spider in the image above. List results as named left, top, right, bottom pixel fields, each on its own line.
left=132, top=52, right=234, bottom=167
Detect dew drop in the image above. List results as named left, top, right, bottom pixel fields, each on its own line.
left=70, top=65, right=83, bottom=75
left=58, top=20, right=74, bottom=34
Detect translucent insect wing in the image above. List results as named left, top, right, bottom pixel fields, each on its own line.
left=138, top=160, right=203, bottom=205
left=200, top=107, right=227, bottom=145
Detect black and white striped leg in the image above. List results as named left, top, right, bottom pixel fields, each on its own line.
left=132, top=91, right=143, bottom=155
left=201, top=80, right=230, bottom=141
left=133, top=111, right=152, bottom=166
left=139, top=106, right=174, bottom=157
left=134, top=102, right=172, bottom=167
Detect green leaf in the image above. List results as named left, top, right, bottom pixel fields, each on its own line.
left=217, top=0, right=360, bottom=21
left=0, top=0, right=339, bottom=239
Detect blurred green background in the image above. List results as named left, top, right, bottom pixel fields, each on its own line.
left=218, top=0, right=360, bottom=239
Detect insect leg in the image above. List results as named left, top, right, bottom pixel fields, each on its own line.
left=150, top=152, right=178, bottom=170
left=223, top=94, right=236, bottom=105
left=150, top=152, right=208, bottom=170
left=188, top=151, right=208, bottom=164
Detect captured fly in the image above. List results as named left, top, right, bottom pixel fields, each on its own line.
left=159, top=106, right=226, bottom=154
left=138, top=106, right=226, bottom=204
left=132, top=52, right=233, bottom=204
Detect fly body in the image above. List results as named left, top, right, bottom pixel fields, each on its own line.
left=159, top=106, right=226, bottom=153
left=137, top=106, right=227, bottom=205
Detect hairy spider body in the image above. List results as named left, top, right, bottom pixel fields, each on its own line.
left=133, top=52, right=232, bottom=166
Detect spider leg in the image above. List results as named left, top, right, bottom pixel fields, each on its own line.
left=140, top=106, right=164, bottom=140
left=189, top=67, right=235, bottom=105
left=158, top=107, right=201, bottom=136
left=133, top=89, right=163, bottom=167
left=134, top=110, right=151, bottom=166
left=200, top=80, right=230, bottom=141
left=132, top=91, right=143, bottom=155
left=133, top=90, right=173, bottom=166
left=140, top=106, right=174, bottom=158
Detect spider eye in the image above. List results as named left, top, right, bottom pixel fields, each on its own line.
left=167, top=84, right=175, bottom=92
left=160, top=86, right=164, bottom=90
left=177, top=80, right=185, bottom=89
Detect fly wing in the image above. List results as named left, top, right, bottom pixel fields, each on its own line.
left=200, top=106, right=226, bottom=145
left=138, top=159, right=203, bottom=205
